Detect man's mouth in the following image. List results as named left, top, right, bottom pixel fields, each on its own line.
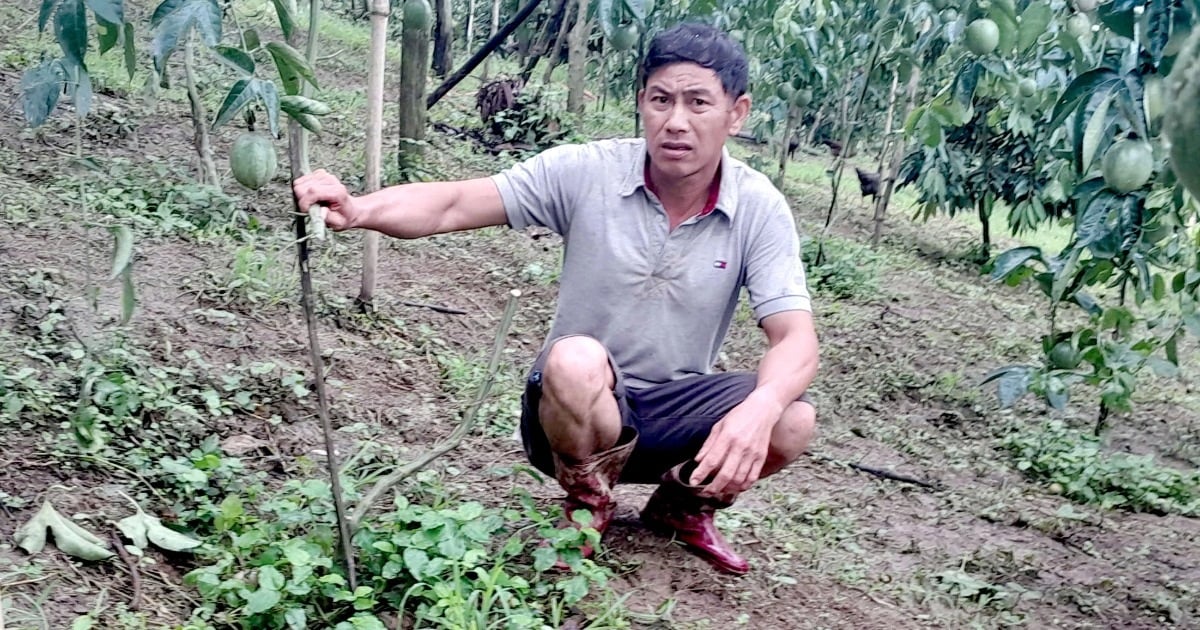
left=661, top=142, right=692, bottom=157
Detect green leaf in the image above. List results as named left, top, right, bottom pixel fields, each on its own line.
left=243, top=588, right=281, bottom=615
left=84, top=0, right=123, bottom=26
left=215, top=45, right=255, bottom=75
left=1146, top=0, right=1172, bottom=64
left=150, top=0, right=185, bottom=27
left=123, top=21, right=136, bottom=79
left=1017, top=1, right=1051, bottom=52
left=284, top=609, right=307, bottom=630
left=990, top=246, right=1043, bottom=280
left=1165, top=330, right=1179, bottom=365
left=96, top=14, right=119, bottom=55
left=213, top=77, right=265, bottom=131
left=1098, top=0, right=1137, bottom=39
left=55, top=0, right=89, bottom=70
left=270, top=0, right=296, bottom=40
left=69, top=62, right=93, bottom=118
left=119, top=264, right=136, bottom=325
left=243, top=28, right=261, bottom=51
left=1051, top=68, right=1120, bottom=130
left=982, top=366, right=1031, bottom=408
left=265, top=41, right=319, bottom=96
left=258, top=566, right=285, bottom=591
left=108, top=224, right=133, bottom=280
left=402, top=547, right=428, bottom=579
left=21, top=59, right=64, bottom=128
left=151, top=0, right=222, bottom=73
left=532, top=545, right=558, bottom=572
left=1082, top=92, right=1113, bottom=173
left=39, top=0, right=58, bottom=33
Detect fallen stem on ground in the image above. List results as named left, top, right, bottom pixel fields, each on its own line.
left=348, top=289, right=522, bottom=532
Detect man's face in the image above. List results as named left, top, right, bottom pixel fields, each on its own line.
left=638, top=62, right=750, bottom=182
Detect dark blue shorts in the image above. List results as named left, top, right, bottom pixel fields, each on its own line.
left=519, top=342, right=811, bottom=484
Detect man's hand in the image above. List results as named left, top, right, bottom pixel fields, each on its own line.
left=690, top=396, right=783, bottom=496
left=293, top=169, right=363, bottom=231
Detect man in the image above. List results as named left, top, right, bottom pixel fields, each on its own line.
left=294, top=22, right=819, bottom=576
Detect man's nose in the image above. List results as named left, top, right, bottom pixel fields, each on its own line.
left=665, top=101, right=689, bottom=133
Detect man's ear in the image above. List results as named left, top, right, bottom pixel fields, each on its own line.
left=636, top=88, right=646, bottom=112
left=728, top=94, right=752, bottom=135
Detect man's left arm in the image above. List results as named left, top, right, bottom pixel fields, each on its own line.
left=690, top=310, right=819, bottom=494
left=690, top=194, right=819, bottom=494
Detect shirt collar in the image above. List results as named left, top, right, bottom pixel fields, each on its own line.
left=619, top=139, right=739, bottom=219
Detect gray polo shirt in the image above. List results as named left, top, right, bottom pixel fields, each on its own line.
left=493, top=138, right=811, bottom=389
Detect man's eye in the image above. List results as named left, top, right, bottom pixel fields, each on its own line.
left=653, top=96, right=669, bottom=103
left=694, top=99, right=708, bottom=106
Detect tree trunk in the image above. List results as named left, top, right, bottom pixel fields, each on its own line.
left=540, top=0, right=573, bottom=83
left=566, top=0, right=590, bottom=115
left=427, top=0, right=546, bottom=109
left=358, top=0, right=390, bottom=309
left=466, top=0, right=476, bottom=45
left=184, top=36, right=219, bottom=186
left=776, top=106, right=797, bottom=187
left=432, top=0, right=453, bottom=78
left=399, top=11, right=432, bottom=173
left=978, top=196, right=991, bottom=258
left=875, top=70, right=899, bottom=174
left=483, top=0, right=501, bottom=79
left=805, top=107, right=824, bottom=146
left=872, top=66, right=920, bottom=247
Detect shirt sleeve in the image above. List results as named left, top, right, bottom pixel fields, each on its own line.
left=743, top=200, right=813, bottom=322
left=490, top=143, right=583, bottom=235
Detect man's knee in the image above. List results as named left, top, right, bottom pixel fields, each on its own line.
left=542, top=336, right=615, bottom=399
left=768, top=400, right=816, bottom=464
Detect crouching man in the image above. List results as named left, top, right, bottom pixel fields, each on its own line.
left=294, top=22, right=819, bottom=575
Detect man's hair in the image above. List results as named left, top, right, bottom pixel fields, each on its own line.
left=641, top=22, right=749, bottom=99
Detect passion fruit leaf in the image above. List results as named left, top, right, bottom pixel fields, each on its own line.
left=1017, top=1, right=1052, bottom=52
left=1051, top=68, right=1119, bottom=129
left=150, top=0, right=222, bottom=73
left=266, top=41, right=319, bottom=96
left=97, top=15, right=119, bottom=55
left=215, top=45, right=255, bottom=75
left=20, top=59, right=64, bottom=128
left=270, top=0, right=296, bottom=40
left=1081, top=92, right=1113, bottom=172
left=84, top=0, right=123, bottom=25
left=108, top=224, right=133, bottom=281
left=55, top=0, right=88, bottom=69
left=120, top=265, right=136, bottom=325
left=990, top=246, right=1045, bottom=280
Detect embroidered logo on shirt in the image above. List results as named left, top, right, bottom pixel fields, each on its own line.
left=713, top=260, right=727, bottom=269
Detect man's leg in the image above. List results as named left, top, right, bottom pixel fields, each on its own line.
left=760, top=399, right=818, bottom=478
left=538, top=336, right=623, bottom=460
left=627, top=373, right=816, bottom=575
left=519, top=336, right=638, bottom=560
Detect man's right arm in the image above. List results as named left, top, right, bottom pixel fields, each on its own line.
left=293, top=170, right=508, bottom=239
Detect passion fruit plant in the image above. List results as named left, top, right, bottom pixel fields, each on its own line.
left=146, top=0, right=333, bottom=189
left=973, top=0, right=1200, bottom=432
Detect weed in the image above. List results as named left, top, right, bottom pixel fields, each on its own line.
left=800, top=235, right=882, bottom=300
left=1005, top=421, right=1200, bottom=515
left=182, top=478, right=622, bottom=629
left=59, top=158, right=260, bottom=240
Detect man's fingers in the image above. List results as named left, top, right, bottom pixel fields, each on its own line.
left=690, top=444, right=725, bottom=486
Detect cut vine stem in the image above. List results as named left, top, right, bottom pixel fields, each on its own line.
left=348, top=289, right=522, bottom=532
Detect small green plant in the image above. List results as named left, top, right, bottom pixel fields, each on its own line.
left=1005, top=421, right=1200, bottom=515
left=801, top=236, right=882, bottom=300
left=182, top=479, right=620, bottom=629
